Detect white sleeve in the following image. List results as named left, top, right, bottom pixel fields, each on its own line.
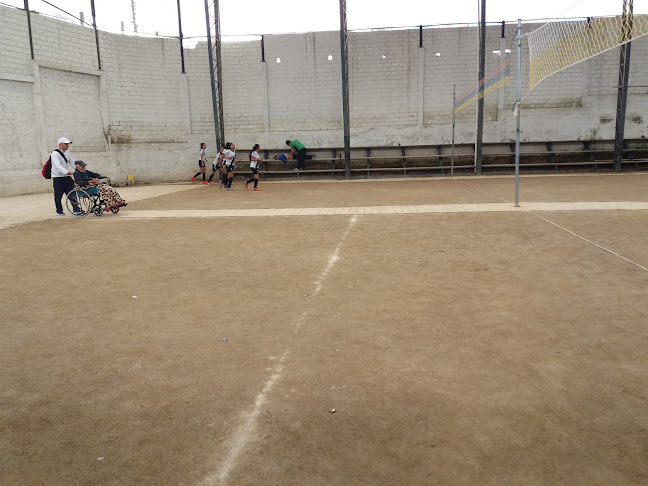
left=67, top=151, right=75, bottom=172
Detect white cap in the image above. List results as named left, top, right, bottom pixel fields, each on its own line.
left=58, top=137, right=72, bottom=144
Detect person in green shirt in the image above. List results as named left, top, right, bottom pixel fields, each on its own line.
left=286, top=139, right=307, bottom=171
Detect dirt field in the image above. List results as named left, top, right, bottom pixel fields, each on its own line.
left=1, top=174, right=647, bottom=485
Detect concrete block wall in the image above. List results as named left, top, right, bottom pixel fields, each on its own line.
left=311, top=32, right=344, bottom=130
left=221, top=40, right=266, bottom=134
left=424, top=27, right=480, bottom=126
left=40, top=68, right=105, bottom=152
left=0, top=80, right=41, bottom=196
left=0, top=7, right=32, bottom=78
left=349, top=30, right=419, bottom=128
left=265, top=33, right=323, bottom=132
left=30, top=11, right=98, bottom=73
left=185, top=44, right=216, bottom=136
left=1, top=4, right=647, bottom=197
left=100, top=34, right=186, bottom=143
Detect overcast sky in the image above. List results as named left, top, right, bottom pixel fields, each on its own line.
left=3, top=0, right=646, bottom=40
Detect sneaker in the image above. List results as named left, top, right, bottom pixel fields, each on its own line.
left=219, top=181, right=223, bottom=188
left=226, top=187, right=233, bottom=191
left=202, top=181, right=209, bottom=185
left=293, top=168, right=299, bottom=171
left=191, top=176, right=195, bottom=183
left=56, top=211, right=65, bottom=216
left=253, top=188, right=260, bottom=191
left=73, top=210, right=83, bottom=216
left=244, top=182, right=248, bottom=189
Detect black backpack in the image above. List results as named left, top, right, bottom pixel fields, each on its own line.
left=42, top=149, right=66, bottom=179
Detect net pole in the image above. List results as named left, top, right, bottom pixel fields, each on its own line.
left=451, top=83, right=456, bottom=178
left=514, top=19, right=521, bottom=207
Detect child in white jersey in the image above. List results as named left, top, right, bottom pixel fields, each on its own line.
left=192, top=143, right=208, bottom=184
left=222, top=142, right=236, bottom=190
left=208, top=144, right=225, bottom=185
left=245, top=144, right=262, bottom=191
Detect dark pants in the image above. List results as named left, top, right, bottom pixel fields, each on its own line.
left=296, top=148, right=307, bottom=170
left=53, top=176, right=78, bottom=213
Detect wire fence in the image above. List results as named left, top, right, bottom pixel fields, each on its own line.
left=3, top=0, right=642, bottom=45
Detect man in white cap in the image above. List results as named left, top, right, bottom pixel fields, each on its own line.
left=51, top=137, right=80, bottom=215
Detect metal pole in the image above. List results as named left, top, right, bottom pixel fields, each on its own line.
left=24, top=0, right=35, bottom=60
left=514, top=19, right=521, bottom=207
left=131, top=0, right=138, bottom=33
left=613, top=0, right=633, bottom=171
left=261, top=35, right=265, bottom=62
left=451, top=83, right=456, bottom=178
left=177, top=0, right=185, bottom=74
left=339, top=0, right=351, bottom=179
left=90, top=0, right=101, bottom=70
left=475, top=0, right=486, bottom=174
left=213, top=0, right=224, bottom=145
left=204, top=0, right=221, bottom=148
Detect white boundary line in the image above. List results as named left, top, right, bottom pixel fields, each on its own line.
left=460, top=180, right=648, bottom=272
left=199, top=215, right=359, bottom=486
left=200, top=352, right=288, bottom=486
left=527, top=211, right=648, bottom=272
left=116, top=202, right=648, bottom=219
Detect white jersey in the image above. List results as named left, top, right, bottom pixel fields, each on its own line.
left=199, top=148, right=206, bottom=161
left=213, top=151, right=223, bottom=169
left=222, top=149, right=236, bottom=166
left=250, top=151, right=260, bottom=169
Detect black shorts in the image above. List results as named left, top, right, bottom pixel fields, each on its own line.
left=250, top=167, right=259, bottom=174
left=198, top=160, right=205, bottom=167
left=225, top=164, right=234, bottom=173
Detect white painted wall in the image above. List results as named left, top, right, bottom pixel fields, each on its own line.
left=1, top=5, right=646, bottom=196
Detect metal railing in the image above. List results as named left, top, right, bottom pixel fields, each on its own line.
left=253, top=140, right=648, bottom=179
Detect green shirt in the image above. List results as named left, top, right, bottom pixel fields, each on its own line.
left=289, top=140, right=305, bottom=151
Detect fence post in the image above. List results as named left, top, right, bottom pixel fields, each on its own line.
left=177, top=0, right=185, bottom=74
left=613, top=0, right=633, bottom=171
left=339, top=0, right=351, bottom=179
left=475, top=0, right=486, bottom=174
left=24, top=0, right=35, bottom=60
left=90, top=0, right=101, bottom=70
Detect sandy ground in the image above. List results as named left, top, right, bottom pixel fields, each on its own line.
left=1, top=174, right=647, bottom=485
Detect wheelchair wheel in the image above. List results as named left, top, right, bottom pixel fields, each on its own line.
left=93, top=205, right=104, bottom=217
left=110, top=206, right=119, bottom=214
left=65, top=189, right=92, bottom=216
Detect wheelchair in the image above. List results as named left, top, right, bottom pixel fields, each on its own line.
left=64, top=178, right=120, bottom=217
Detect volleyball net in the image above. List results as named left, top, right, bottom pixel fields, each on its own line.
left=525, top=9, right=648, bottom=93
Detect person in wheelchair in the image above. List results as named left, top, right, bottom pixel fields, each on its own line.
left=73, top=161, right=127, bottom=210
